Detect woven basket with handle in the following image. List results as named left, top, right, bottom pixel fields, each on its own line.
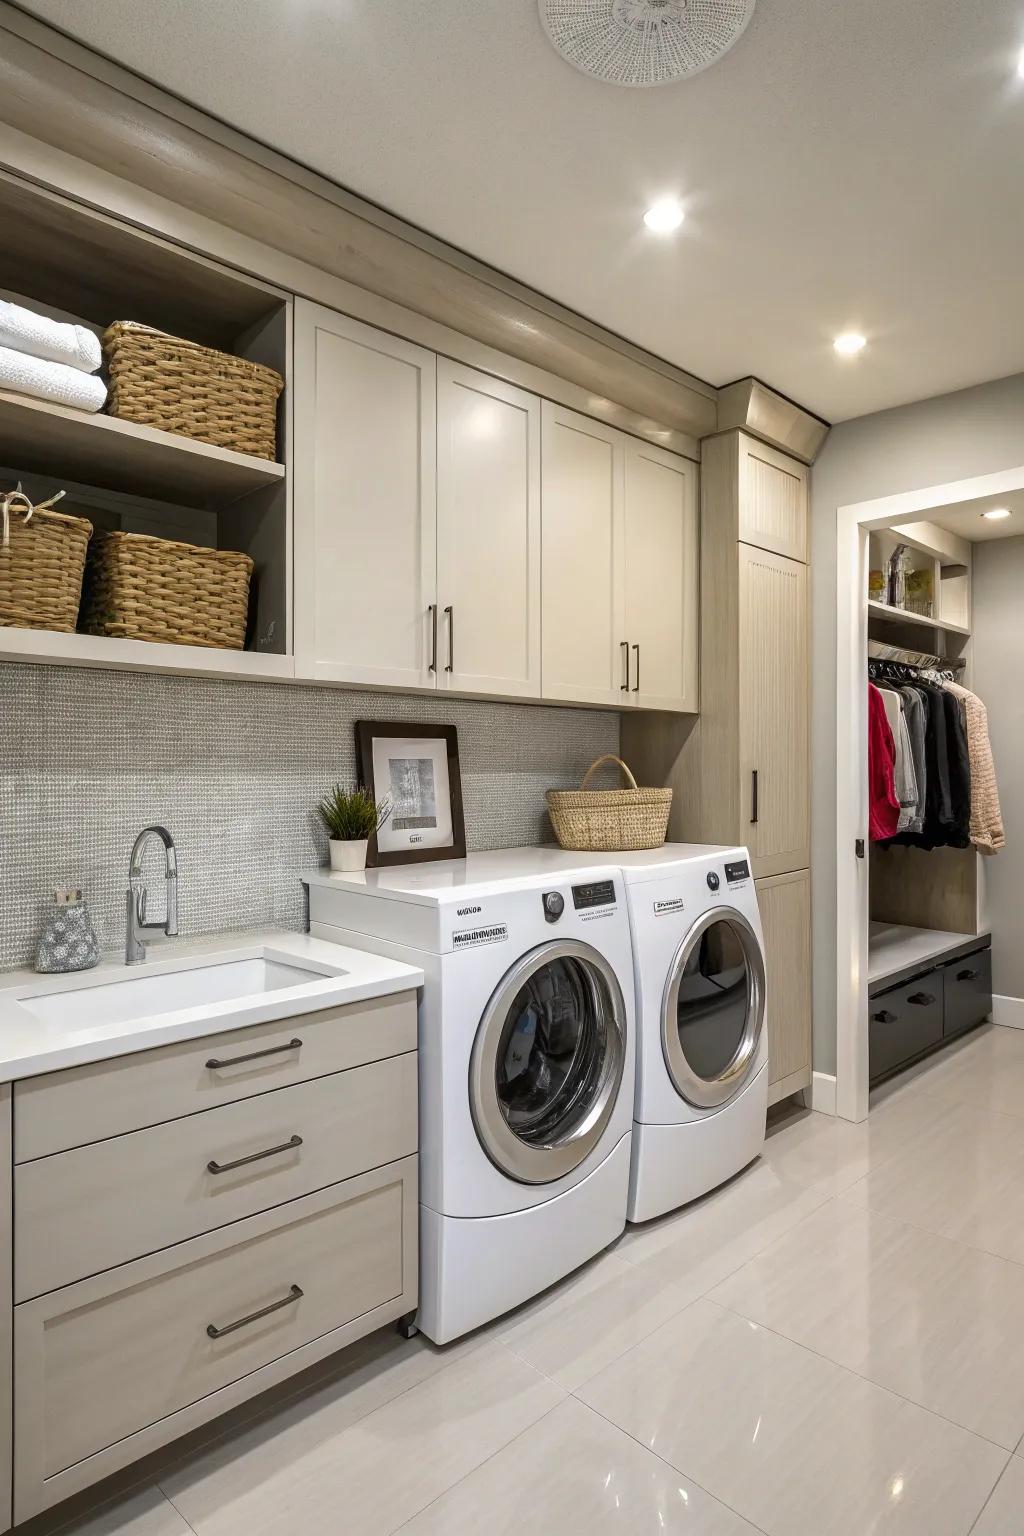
left=79, top=529, right=254, bottom=650
left=102, top=322, right=284, bottom=461
left=0, top=484, right=92, bottom=633
left=547, top=755, right=672, bottom=852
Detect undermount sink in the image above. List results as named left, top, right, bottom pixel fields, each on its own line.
left=19, top=955, right=331, bottom=1032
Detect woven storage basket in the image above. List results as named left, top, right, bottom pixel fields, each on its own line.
left=547, top=755, right=672, bottom=852
left=79, top=530, right=254, bottom=650
left=102, top=322, right=284, bottom=460
left=0, top=486, right=92, bottom=633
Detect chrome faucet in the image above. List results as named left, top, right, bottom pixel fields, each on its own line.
left=126, top=825, right=179, bottom=964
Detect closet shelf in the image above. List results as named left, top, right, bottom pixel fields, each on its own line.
left=869, top=921, right=989, bottom=991
left=0, top=389, right=284, bottom=510
left=867, top=599, right=970, bottom=638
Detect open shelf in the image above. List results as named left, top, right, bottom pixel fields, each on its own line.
left=869, top=921, right=989, bottom=990
left=0, top=625, right=294, bottom=682
left=867, top=599, right=970, bottom=638
left=0, top=391, right=284, bottom=511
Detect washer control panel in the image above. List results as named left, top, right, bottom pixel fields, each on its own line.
left=571, top=879, right=616, bottom=910
left=542, top=890, right=565, bottom=923
left=725, top=858, right=751, bottom=884
left=706, top=871, right=721, bottom=892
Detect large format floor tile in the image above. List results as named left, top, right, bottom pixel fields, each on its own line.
left=893, top=1024, right=1024, bottom=1120
left=969, top=1457, right=1024, bottom=1535
left=161, top=1341, right=562, bottom=1536
left=711, top=1198, right=1024, bottom=1448
left=761, top=1082, right=945, bottom=1195
left=400, top=1397, right=762, bottom=1535
left=578, top=1298, right=1006, bottom=1536
left=56, top=1489, right=193, bottom=1536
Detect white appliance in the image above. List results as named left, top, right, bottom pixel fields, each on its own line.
left=303, top=850, right=636, bottom=1344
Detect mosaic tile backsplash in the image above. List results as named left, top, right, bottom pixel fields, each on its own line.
left=0, top=663, right=620, bottom=971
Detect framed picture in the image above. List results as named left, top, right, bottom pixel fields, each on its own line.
left=355, top=721, right=466, bottom=867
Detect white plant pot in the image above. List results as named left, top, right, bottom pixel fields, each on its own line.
left=329, top=838, right=368, bottom=873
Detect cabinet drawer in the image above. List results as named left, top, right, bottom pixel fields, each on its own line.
left=15, top=1158, right=417, bottom=1519
left=16, top=1052, right=417, bottom=1301
left=869, top=973, right=944, bottom=1081
left=942, top=947, right=992, bottom=1039
left=14, top=990, right=417, bottom=1162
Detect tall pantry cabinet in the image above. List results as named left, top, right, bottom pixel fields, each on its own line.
left=624, top=429, right=812, bottom=1105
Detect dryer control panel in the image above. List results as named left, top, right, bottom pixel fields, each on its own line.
left=571, top=879, right=616, bottom=910
left=725, top=858, right=751, bottom=885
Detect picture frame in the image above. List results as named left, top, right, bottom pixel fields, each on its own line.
left=355, top=721, right=467, bottom=867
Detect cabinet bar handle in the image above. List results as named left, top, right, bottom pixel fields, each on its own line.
left=206, top=1038, right=302, bottom=1070
left=444, top=605, right=454, bottom=672
left=908, top=992, right=936, bottom=1007
left=632, top=643, right=640, bottom=693
left=620, top=641, right=630, bottom=692
left=751, top=770, right=759, bottom=825
left=428, top=603, right=438, bottom=672
left=956, top=968, right=979, bottom=981
left=207, top=1134, right=303, bottom=1176
left=872, top=1009, right=898, bottom=1024
left=206, top=1284, right=303, bottom=1340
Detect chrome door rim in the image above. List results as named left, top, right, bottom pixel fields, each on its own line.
left=469, top=939, right=627, bottom=1185
left=661, top=907, right=765, bottom=1110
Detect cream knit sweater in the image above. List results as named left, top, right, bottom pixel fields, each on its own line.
left=943, top=681, right=1005, bottom=853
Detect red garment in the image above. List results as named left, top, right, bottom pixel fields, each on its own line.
left=869, top=683, right=900, bottom=840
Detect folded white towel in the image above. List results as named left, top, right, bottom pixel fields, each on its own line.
left=0, top=345, right=107, bottom=413
left=0, top=300, right=102, bottom=374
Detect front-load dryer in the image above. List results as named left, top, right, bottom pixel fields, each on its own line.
left=302, top=849, right=635, bottom=1343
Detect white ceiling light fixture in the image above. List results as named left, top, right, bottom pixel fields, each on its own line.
left=1017, top=46, right=1024, bottom=79
left=539, top=0, right=757, bottom=88
left=982, top=507, right=1012, bottom=520
left=644, top=196, right=685, bottom=232
left=833, top=331, right=867, bottom=356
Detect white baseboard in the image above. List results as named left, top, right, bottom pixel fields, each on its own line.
left=810, top=1071, right=837, bottom=1116
left=992, top=995, right=1024, bottom=1029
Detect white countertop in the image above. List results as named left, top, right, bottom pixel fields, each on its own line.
left=0, top=930, right=423, bottom=1082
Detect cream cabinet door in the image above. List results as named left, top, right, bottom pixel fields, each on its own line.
left=738, top=434, right=809, bottom=563
left=293, top=301, right=437, bottom=689
left=624, top=439, right=699, bottom=713
left=541, top=403, right=626, bottom=707
left=756, top=868, right=812, bottom=1098
left=436, top=362, right=540, bottom=697
left=739, top=544, right=809, bottom=877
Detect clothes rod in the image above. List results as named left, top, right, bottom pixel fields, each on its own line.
left=868, top=639, right=966, bottom=670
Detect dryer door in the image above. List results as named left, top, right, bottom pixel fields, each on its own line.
left=662, top=908, right=766, bottom=1110
left=469, top=940, right=627, bottom=1185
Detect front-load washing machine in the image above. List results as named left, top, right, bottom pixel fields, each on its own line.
left=302, top=849, right=636, bottom=1343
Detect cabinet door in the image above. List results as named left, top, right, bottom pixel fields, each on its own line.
left=541, top=403, right=627, bottom=707
left=436, top=362, right=540, bottom=698
left=293, top=302, right=437, bottom=689
left=739, top=544, right=809, bottom=876
left=738, top=434, right=809, bottom=562
left=756, top=869, right=812, bottom=1099
left=624, top=439, right=699, bottom=712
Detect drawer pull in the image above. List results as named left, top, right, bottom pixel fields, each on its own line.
left=908, top=992, right=936, bottom=1007
left=207, top=1134, right=303, bottom=1176
left=956, top=968, right=979, bottom=981
left=872, top=1009, right=898, bottom=1024
left=206, top=1038, right=302, bottom=1070
left=206, top=1283, right=303, bottom=1340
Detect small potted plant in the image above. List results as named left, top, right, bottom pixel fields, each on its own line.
left=316, top=784, right=391, bottom=873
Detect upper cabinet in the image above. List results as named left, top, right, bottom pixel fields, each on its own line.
left=293, top=303, right=437, bottom=690
left=541, top=403, right=698, bottom=713
left=293, top=309, right=698, bottom=709
left=737, top=433, right=809, bottom=562
left=436, top=363, right=540, bottom=699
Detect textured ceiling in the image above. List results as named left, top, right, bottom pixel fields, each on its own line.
left=19, top=0, right=1024, bottom=422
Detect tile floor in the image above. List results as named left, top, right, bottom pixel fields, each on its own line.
left=45, top=1023, right=1024, bottom=1536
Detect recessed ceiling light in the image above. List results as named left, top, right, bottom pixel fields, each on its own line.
left=982, top=507, right=1012, bottom=520
left=833, top=332, right=867, bottom=356
left=643, top=198, right=685, bottom=233
left=1017, top=46, right=1024, bottom=79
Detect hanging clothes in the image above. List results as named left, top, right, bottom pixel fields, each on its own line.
left=896, top=685, right=927, bottom=836
left=943, top=680, right=1005, bottom=853
left=876, top=685, right=919, bottom=831
left=940, top=689, right=972, bottom=849
left=868, top=683, right=900, bottom=840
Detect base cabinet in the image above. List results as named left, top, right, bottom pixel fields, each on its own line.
left=756, top=870, right=812, bottom=1103
left=869, top=943, right=992, bottom=1085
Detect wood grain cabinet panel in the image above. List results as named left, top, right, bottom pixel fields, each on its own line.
left=756, top=869, right=812, bottom=1096
left=623, top=438, right=699, bottom=713
left=14, top=992, right=417, bottom=1162
left=15, top=1053, right=418, bottom=1300
left=738, top=434, right=809, bottom=562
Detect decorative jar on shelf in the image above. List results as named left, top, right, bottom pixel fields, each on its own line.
left=328, top=838, right=369, bottom=873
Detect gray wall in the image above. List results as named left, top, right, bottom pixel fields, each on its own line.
left=973, top=536, right=1024, bottom=1000
left=811, top=371, right=1024, bottom=1074
left=0, top=663, right=619, bottom=971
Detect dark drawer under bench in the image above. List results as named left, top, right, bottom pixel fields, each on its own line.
left=869, top=940, right=993, bottom=1086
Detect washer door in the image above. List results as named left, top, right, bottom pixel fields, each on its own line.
left=469, top=940, right=627, bottom=1185
left=662, top=908, right=766, bottom=1110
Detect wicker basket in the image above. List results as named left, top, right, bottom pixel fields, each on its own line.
left=547, top=755, right=672, bottom=852
left=102, top=322, right=284, bottom=461
left=79, top=530, right=254, bottom=650
left=0, top=486, right=92, bottom=633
